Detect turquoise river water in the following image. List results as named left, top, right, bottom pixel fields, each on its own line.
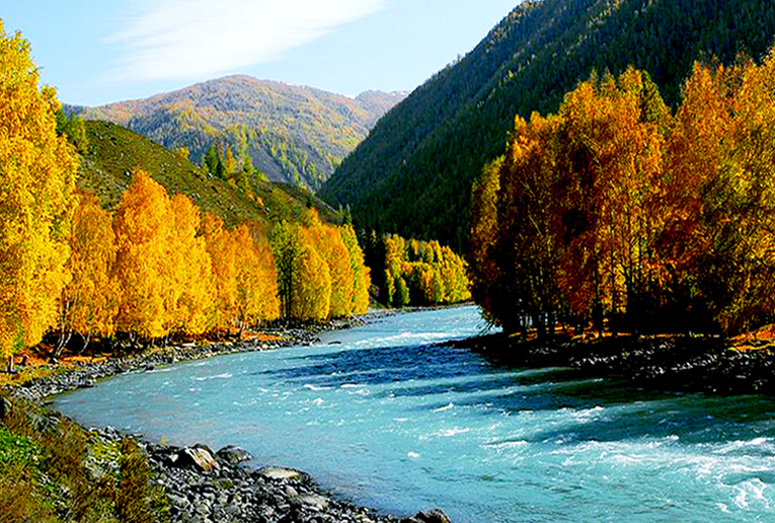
left=54, top=306, right=775, bottom=522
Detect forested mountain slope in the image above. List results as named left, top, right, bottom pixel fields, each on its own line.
left=71, top=76, right=405, bottom=190
left=78, top=120, right=341, bottom=227
left=321, top=0, right=775, bottom=251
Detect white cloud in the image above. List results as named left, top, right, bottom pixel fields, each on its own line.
left=107, top=0, right=388, bottom=82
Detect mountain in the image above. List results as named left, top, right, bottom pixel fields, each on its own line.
left=71, top=76, right=406, bottom=191
left=78, top=120, right=342, bottom=227
left=321, top=0, right=775, bottom=251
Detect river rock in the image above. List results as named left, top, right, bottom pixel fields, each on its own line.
left=299, top=493, right=330, bottom=511
left=176, top=446, right=220, bottom=473
left=414, top=508, right=452, bottom=523
left=216, top=444, right=253, bottom=465
left=261, top=467, right=302, bottom=480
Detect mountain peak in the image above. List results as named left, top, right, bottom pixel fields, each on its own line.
left=73, top=78, right=406, bottom=190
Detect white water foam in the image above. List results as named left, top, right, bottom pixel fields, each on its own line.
left=193, top=373, right=233, bottom=381
left=304, top=383, right=331, bottom=391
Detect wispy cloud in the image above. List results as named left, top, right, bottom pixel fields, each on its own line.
left=107, top=0, right=388, bottom=82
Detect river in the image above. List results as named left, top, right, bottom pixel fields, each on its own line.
left=54, top=305, right=775, bottom=522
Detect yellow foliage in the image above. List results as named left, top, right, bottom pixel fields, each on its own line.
left=339, top=224, right=371, bottom=315
left=61, top=193, right=118, bottom=341
left=0, top=22, right=77, bottom=361
left=113, top=169, right=172, bottom=339
left=170, top=194, right=214, bottom=336
left=202, top=213, right=238, bottom=332
left=233, top=224, right=280, bottom=326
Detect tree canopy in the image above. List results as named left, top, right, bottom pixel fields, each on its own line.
left=470, top=56, right=775, bottom=337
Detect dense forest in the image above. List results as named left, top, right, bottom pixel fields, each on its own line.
left=359, top=232, right=470, bottom=308
left=470, top=57, right=775, bottom=337
left=322, top=0, right=775, bottom=252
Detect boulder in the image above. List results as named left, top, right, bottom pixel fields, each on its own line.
left=174, top=446, right=220, bottom=473
left=261, top=467, right=302, bottom=480
left=216, top=445, right=253, bottom=465
left=414, top=508, right=452, bottom=523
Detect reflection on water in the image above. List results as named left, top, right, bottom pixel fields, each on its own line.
left=54, top=306, right=775, bottom=522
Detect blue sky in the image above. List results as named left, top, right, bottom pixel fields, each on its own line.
left=0, top=0, right=519, bottom=107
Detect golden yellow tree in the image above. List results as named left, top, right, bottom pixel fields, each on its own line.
left=293, top=228, right=332, bottom=321
left=169, top=194, right=214, bottom=336
left=56, top=193, right=118, bottom=356
left=202, top=213, right=238, bottom=333
left=304, top=210, right=354, bottom=317
left=232, top=224, right=280, bottom=332
left=113, top=169, right=173, bottom=341
left=339, top=224, right=371, bottom=315
left=0, top=22, right=77, bottom=369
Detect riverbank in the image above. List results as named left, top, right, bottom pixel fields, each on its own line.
left=449, top=332, right=775, bottom=396
left=1, top=313, right=451, bottom=523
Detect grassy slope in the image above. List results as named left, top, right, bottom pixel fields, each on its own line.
left=79, top=120, right=341, bottom=227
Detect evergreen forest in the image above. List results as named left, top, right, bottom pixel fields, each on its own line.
left=323, top=0, right=775, bottom=252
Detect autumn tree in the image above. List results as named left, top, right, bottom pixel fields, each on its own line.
left=169, top=194, right=214, bottom=336
left=468, top=157, right=504, bottom=323
left=293, top=228, right=332, bottom=321
left=340, top=224, right=371, bottom=315
left=201, top=212, right=238, bottom=333
left=271, top=220, right=332, bottom=322
left=0, top=22, right=78, bottom=370
left=232, top=224, right=280, bottom=332
left=304, top=210, right=355, bottom=317
left=56, top=192, right=118, bottom=356
left=665, top=56, right=775, bottom=334
left=113, top=169, right=173, bottom=342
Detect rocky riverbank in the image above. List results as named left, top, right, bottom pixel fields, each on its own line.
left=2, top=313, right=452, bottom=523
left=4, top=321, right=350, bottom=402
left=86, top=425, right=449, bottom=523
left=450, top=332, right=775, bottom=396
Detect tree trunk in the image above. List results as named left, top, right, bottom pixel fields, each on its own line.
left=7, top=355, right=14, bottom=374
left=81, top=332, right=92, bottom=354
left=54, top=328, right=73, bottom=359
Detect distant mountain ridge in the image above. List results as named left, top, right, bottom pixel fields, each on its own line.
left=70, top=76, right=406, bottom=190
left=321, top=0, right=775, bottom=250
